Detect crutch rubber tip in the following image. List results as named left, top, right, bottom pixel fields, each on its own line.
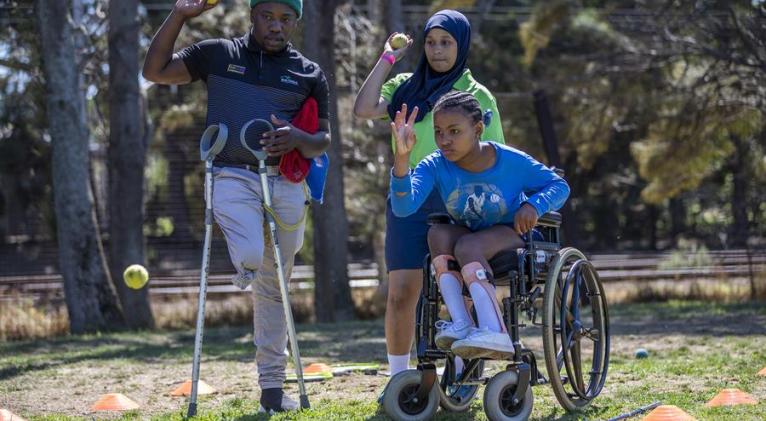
left=186, top=402, right=197, bottom=418
left=300, top=394, right=310, bottom=409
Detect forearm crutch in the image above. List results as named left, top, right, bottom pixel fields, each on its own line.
left=188, top=124, right=227, bottom=417
left=240, top=118, right=310, bottom=409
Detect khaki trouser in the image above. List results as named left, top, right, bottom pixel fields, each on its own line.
left=212, top=166, right=307, bottom=389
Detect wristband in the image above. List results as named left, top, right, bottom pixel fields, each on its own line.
left=381, top=51, right=396, bottom=65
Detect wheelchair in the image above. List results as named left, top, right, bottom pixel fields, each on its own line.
left=381, top=211, right=610, bottom=421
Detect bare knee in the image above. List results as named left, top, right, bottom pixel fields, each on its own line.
left=427, top=224, right=452, bottom=252
left=387, top=271, right=421, bottom=311
left=454, top=235, right=482, bottom=266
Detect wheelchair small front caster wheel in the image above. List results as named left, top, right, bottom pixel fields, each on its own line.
left=382, top=369, right=440, bottom=421
left=483, top=370, right=533, bottom=421
left=438, top=358, right=483, bottom=412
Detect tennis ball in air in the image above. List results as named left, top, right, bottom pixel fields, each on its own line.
left=634, top=348, right=649, bottom=359
left=390, top=33, right=409, bottom=50
left=123, top=264, right=149, bottom=290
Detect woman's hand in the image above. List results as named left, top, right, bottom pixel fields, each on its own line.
left=384, top=32, right=413, bottom=62
left=514, top=203, right=539, bottom=235
left=391, top=103, right=419, bottom=159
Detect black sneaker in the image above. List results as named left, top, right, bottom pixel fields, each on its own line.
left=258, top=388, right=299, bottom=413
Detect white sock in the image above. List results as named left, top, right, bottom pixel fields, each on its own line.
left=454, top=356, right=464, bottom=376
left=469, top=282, right=503, bottom=332
left=439, top=273, right=472, bottom=328
left=388, top=353, right=410, bottom=376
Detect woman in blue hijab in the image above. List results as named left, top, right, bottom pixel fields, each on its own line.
left=353, top=9, right=505, bottom=380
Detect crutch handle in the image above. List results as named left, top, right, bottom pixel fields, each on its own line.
left=200, top=123, right=228, bottom=162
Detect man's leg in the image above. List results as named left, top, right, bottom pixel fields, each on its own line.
left=251, top=176, right=307, bottom=409
left=211, top=168, right=265, bottom=288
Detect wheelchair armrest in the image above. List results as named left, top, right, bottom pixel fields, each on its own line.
left=427, top=212, right=453, bottom=225
left=537, top=211, right=562, bottom=228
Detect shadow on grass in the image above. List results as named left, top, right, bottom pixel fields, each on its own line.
left=609, top=300, right=766, bottom=336
left=0, top=321, right=386, bottom=382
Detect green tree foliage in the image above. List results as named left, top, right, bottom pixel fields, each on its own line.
left=511, top=0, right=765, bottom=247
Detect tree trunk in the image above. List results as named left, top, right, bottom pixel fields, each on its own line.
left=533, top=90, right=578, bottom=246
left=385, top=0, right=404, bottom=33
left=646, top=204, right=658, bottom=250
left=472, top=0, right=496, bottom=34
left=36, top=0, right=125, bottom=334
left=304, top=0, right=355, bottom=322
left=108, top=0, right=154, bottom=329
left=367, top=0, right=381, bottom=23
left=164, top=128, right=195, bottom=242
left=729, top=135, right=749, bottom=248
left=668, top=196, right=685, bottom=243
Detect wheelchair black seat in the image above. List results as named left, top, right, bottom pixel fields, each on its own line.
left=488, top=249, right=519, bottom=282
left=537, top=211, right=562, bottom=227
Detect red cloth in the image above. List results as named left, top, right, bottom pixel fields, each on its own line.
left=279, top=97, right=318, bottom=183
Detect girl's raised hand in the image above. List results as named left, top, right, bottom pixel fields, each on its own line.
left=384, top=32, right=413, bottom=62
left=391, top=104, right=419, bottom=158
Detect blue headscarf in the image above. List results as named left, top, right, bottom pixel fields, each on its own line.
left=387, top=10, right=471, bottom=122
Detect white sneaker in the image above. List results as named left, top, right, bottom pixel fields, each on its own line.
left=451, top=328, right=514, bottom=360
left=258, top=394, right=299, bottom=413
left=434, top=320, right=473, bottom=350
left=231, top=270, right=255, bottom=290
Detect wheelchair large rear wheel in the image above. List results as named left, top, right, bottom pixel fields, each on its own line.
left=542, top=247, right=610, bottom=411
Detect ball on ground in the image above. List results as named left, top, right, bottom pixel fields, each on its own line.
left=635, top=348, right=649, bottom=359
left=390, top=33, right=409, bottom=50
left=123, top=264, right=149, bottom=290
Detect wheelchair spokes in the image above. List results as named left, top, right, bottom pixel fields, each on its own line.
left=543, top=248, right=610, bottom=411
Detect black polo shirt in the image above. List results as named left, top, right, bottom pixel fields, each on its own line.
left=177, top=33, right=329, bottom=166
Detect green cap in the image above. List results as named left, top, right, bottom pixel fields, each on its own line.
left=249, top=0, right=302, bottom=19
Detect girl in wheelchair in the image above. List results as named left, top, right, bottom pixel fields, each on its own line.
left=389, top=90, right=570, bottom=361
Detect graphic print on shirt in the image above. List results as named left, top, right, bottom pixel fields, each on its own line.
left=446, top=182, right=507, bottom=231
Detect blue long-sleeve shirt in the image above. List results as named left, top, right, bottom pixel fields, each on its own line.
left=390, top=142, right=570, bottom=231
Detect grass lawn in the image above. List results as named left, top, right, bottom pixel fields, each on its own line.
left=1, top=300, right=765, bottom=420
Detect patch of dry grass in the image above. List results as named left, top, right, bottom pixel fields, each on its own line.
left=2, top=270, right=764, bottom=342
left=0, top=295, right=68, bottom=340
left=0, top=287, right=386, bottom=341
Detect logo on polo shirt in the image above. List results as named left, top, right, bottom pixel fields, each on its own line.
left=227, top=64, right=246, bottom=75
left=280, top=75, right=299, bottom=86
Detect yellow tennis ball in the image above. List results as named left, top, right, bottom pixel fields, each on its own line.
left=207, top=0, right=219, bottom=5
left=390, top=33, right=409, bottom=50
left=123, top=264, right=149, bottom=290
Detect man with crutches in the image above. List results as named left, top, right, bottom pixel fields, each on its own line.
left=142, top=0, right=330, bottom=414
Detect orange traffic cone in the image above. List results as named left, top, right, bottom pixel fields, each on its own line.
left=170, top=380, right=217, bottom=396
left=91, top=393, right=140, bottom=411
left=0, top=409, right=28, bottom=421
left=304, top=363, right=332, bottom=374
left=641, top=405, right=697, bottom=421
left=758, top=366, right=766, bottom=376
left=706, top=388, right=758, bottom=407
